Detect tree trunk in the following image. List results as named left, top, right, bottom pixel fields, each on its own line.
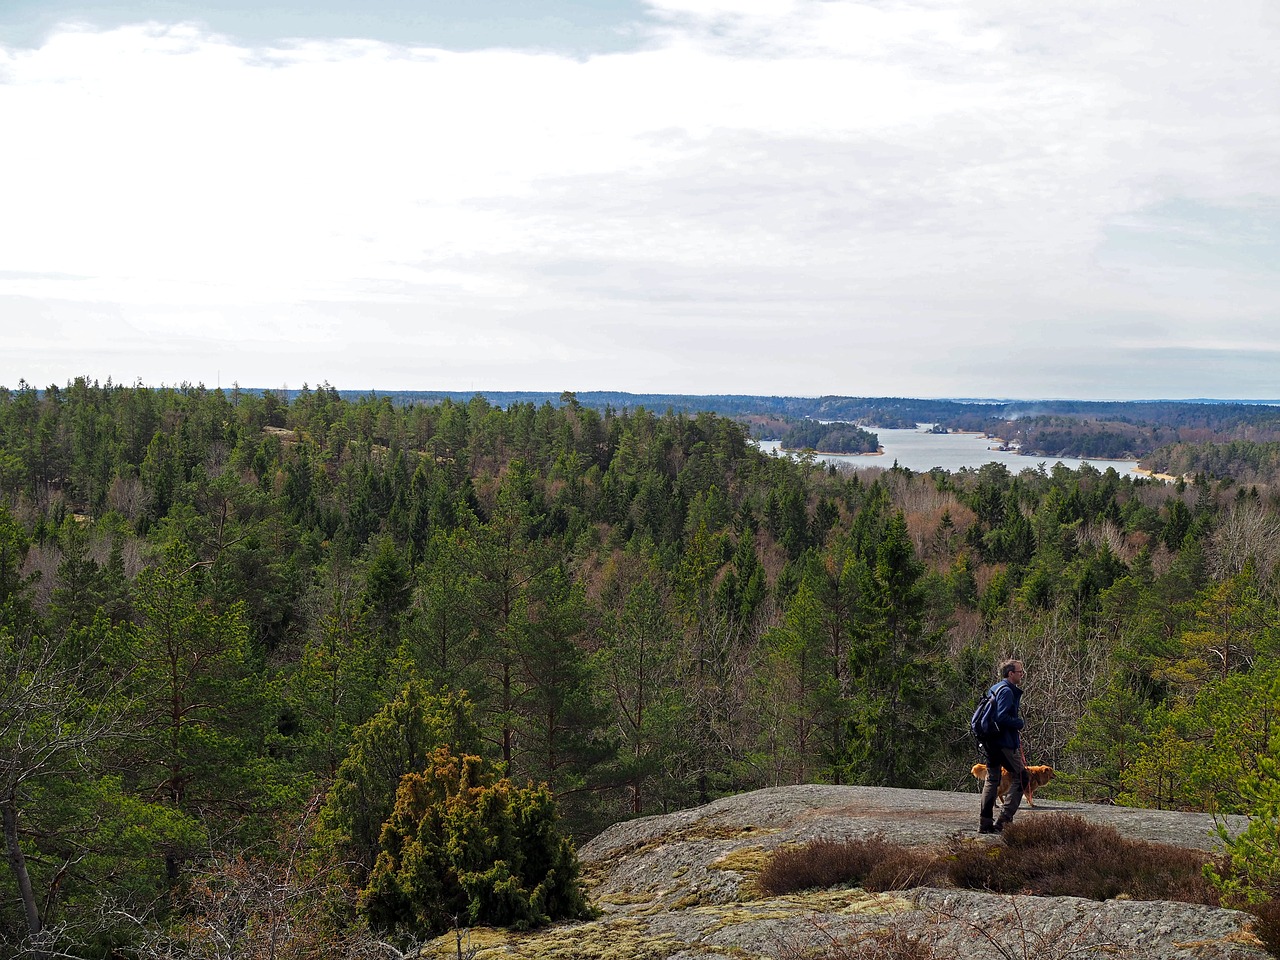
left=3, top=795, right=42, bottom=938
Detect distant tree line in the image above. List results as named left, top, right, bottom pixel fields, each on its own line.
left=248, top=390, right=1280, bottom=462
left=1144, top=440, right=1280, bottom=484
left=945, top=403, right=1280, bottom=461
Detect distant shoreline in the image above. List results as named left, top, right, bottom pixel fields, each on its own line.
left=779, top=446, right=883, bottom=456
left=777, top=443, right=1148, bottom=469
left=1132, top=467, right=1179, bottom=481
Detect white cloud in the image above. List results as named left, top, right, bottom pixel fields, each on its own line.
left=0, top=1, right=1278, bottom=395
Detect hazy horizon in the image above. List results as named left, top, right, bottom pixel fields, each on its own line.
left=3, top=1, right=1277, bottom=399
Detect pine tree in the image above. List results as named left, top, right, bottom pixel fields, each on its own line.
left=846, top=512, right=954, bottom=787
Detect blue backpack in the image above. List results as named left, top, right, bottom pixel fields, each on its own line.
left=969, top=680, right=1005, bottom=747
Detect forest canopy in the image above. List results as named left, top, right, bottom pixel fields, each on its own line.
left=4, top=377, right=1280, bottom=955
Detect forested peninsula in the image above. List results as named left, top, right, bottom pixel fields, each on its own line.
left=4, top=378, right=1280, bottom=956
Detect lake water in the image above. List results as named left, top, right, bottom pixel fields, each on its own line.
left=757, top=427, right=1144, bottom=478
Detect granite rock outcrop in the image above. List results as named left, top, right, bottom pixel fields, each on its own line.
left=423, top=784, right=1269, bottom=959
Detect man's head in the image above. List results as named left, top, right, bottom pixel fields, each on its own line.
left=1000, top=659, right=1026, bottom=684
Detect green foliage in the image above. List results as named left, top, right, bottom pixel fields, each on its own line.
left=1210, top=672, right=1280, bottom=905
left=319, top=682, right=480, bottom=878
left=1119, top=661, right=1280, bottom=814
left=0, top=505, right=34, bottom=631
left=592, top=559, right=691, bottom=815
left=755, top=579, right=843, bottom=786
left=11, top=380, right=1280, bottom=945
left=1067, top=673, right=1150, bottom=802
left=31, top=775, right=202, bottom=916
left=363, top=533, right=413, bottom=635
left=845, top=513, right=954, bottom=787
left=288, top=581, right=385, bottom=775
left=1216, top=756, right=1280, bottom=904
left=516, top=568, right=614, bottom=814
left=400, top=529, right=482, bottom=692
left=1156, top=569, right=1278, bottom=695
left=131, top=547, right=274, bottom=841
left=977, top=568, right=1011, bottom=622
left=0, top=548, right=202, bottom=952
left=760, top=538, right=868, bottom=784
left=1150, top=439, right=1280, bottom=484
left=359, top=747, right=592, bottom=938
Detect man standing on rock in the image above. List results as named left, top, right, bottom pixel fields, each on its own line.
left=979, top=659, right=1028, bottom=835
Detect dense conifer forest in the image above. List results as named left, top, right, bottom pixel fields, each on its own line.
left=4, top=377, right=1280, bottom=955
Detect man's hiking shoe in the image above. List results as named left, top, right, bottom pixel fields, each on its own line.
left=978, top=824, right=1000, bottom=834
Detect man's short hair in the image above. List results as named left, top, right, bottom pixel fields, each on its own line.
left=1000, top=659, right=1023, bottom=679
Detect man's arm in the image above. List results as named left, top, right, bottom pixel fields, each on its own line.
left=993, top=683, right=1024, bottom=732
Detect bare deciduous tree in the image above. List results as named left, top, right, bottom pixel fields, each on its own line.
left=1208, top=500, right=1280, bottom=587
left=986, top=609, right=1109, bottom=770
left=138, top=795, right=423, bottom=960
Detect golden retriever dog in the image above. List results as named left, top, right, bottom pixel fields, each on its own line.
left=971, top=763, right=1054, bottom=807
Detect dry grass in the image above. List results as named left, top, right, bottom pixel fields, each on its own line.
left=759, top=816, right=1220, bottom=906
left=758, top=836, right=945, bottom=897
left=774, top=921, right=939, bottom=960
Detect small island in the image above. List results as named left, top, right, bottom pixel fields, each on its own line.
left=780, top=420, right=880, bottom=454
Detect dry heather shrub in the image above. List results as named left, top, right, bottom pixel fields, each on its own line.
left=945, top=841, right=1017, bottom=894
left=947, top=814, right=1220, bottom=904
left=1244, top=899, right=1280, bottom=957
left=862, top=846, right=945, bottom=893
left=762, top=817, right=1220, bottom=913
left=758, top=837, right=944, bottom=897
left=758, top=838, right=889, bottom=896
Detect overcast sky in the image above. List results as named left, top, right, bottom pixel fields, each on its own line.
left=2, top=1, right=1277, bottom=399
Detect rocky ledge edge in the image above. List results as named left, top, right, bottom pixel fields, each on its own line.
left=422, top=784, right=1269, bottom=959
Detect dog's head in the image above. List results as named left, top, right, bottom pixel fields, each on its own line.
left=1027, top=765, right=1055, bottom=788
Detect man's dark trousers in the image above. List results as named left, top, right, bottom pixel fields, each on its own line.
left=980, top=745, right=1028, bottom=830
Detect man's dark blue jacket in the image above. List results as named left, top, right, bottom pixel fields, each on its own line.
left=985, top=678, right=1024, bottom=751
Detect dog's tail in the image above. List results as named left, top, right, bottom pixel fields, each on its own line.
left=971, top=763, right=987, bottom=780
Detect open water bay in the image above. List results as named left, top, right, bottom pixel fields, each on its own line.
left=757, top=427, right=1143, bottom=478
